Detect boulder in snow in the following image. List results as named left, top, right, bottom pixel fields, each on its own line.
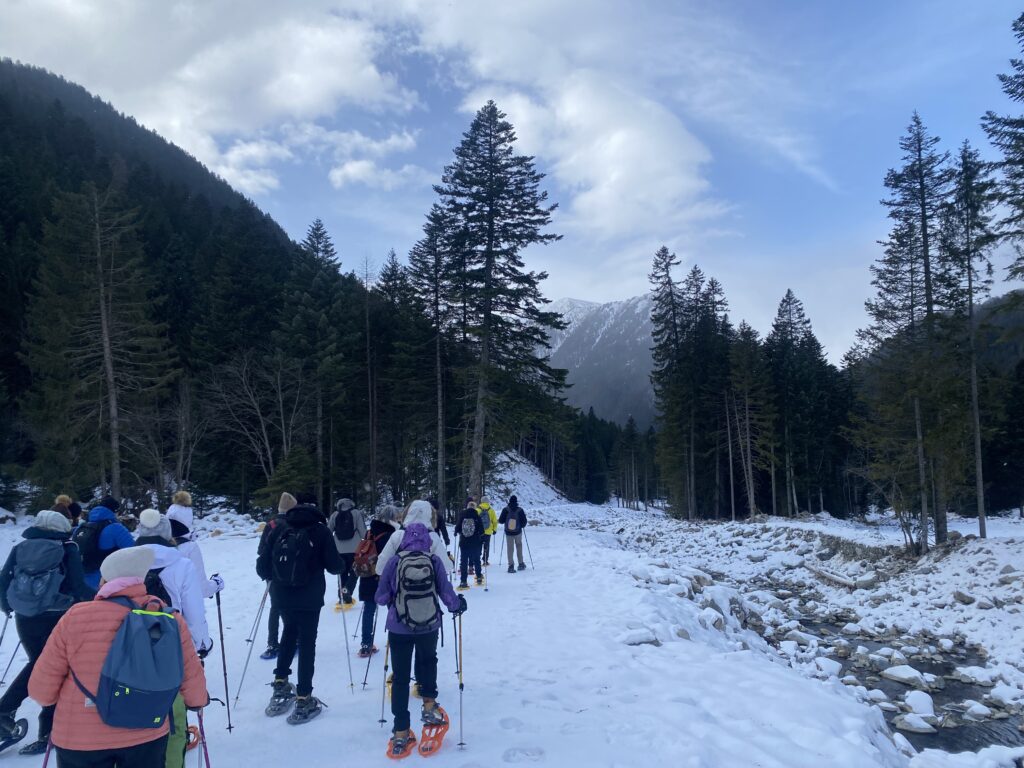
left=904, top=690, right=934, bottom=718
left=892, top=713, right=936, bottom=734
left=881, top=665, right=928, bottom=689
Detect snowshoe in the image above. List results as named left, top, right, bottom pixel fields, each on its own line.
left=17, top=738, right=47, bottom=756
left=265, top=680, right=296, bottom=717
left=358, top=644, right=378, bottom=658
left=260, top=644, right=279, bottom=660
left=518, top=563, right=527, bottom=571
left=411, top=681, right=421, bottom=699
left=286, top=696, right=324, bottom=725
left=507, top=565, right=515, bottom=574
left=456, top=581, right=469, bottom=592
left=475, top=576, right=484, bottom=586
left=418, top=706, right=449, bottom=757
left=387, top=731, right=417, bottom=760
left=0, top=717, right=28, bottom=755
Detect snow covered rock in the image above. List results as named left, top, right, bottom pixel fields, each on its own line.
left=813, top=657, right=843, bottom=679
left=962, top=700, right=993, bottom=720
left=892, top=713, right=936, bottom=734
left=881, top=665, right=928, bottom=689
left=952, top=589, right=976, bottom=605
left=904, top=690, right=934, bottom=718
left=955, top=665, right=1000, bottom=687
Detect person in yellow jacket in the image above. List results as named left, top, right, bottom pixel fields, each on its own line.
left=476, top=498, right=498, bottom=567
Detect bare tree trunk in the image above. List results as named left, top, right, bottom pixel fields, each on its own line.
left=94, top=190, right=121, bottom=499
left=469, top=340, right=488, bottom=501
left=436, top=330, right=446, bottom=521
left=770, top=442, right=777, bottom=517
left=688, top=414, right=696, bottom=520
left=365, top=273, right=377, bottom=514
left=316, top=384, right=324, bottom=510
left=913, top=396, right=930, bottom=554
left=967, top=270, right=987, bottom=538
left=726, top=396, right=735, bottom=521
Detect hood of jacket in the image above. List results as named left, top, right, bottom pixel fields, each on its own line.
left=88, top=506, right=117, bottom=523
left=142, top=542, right=185, bottom=570
left=22, top=526, right=70, bottom=542
left=398, top=523, right=431, bottom=552
left=404, top=500, right=434, bottom=529
left=286, top=504, right=323, bottom=528
left=166, top=503, right=194, bottom=533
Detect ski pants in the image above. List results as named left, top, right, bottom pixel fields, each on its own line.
left=164, top=694, right=187, bottom=768
left=267, top=592, right=281, bottom=648
left=274, top=608, right=321, bottom=697
left=481, top=534, right=491, bottom=562
left=459, top=540, right=482, bottom=583
left=506, top=533, right=525, bottom=566
left=361, top=599, right=377, bottom=647
left=389, top=630, right=439, bottom=733
left=55, top=735, right=168, bottom=767
left=339, top=554, right=357, bottom=600
left=0, top=611, right=61, bottom=740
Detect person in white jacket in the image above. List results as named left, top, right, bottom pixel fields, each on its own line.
left=167, top=491, right=224, bottom=599
left=134, top=508, right=212, bottom=768
left=375, top=499, right=452, bottom=577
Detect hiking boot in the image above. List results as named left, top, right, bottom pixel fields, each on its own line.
left=265, top=679, right=296, bottom=717
left=18, top=738, right=48, bottom=756
left=341, top=589, right=354, bottom=605
left=475, top=576, right=483, bottom=585
left=0, top=713, right=18, bottom=740
left=389, top=729, right=416, bottom=758
left=287, top=695, right=324, bottom=725
left=260, top=644, right=279, bottom=660
left=507, top=565, right=515, bottom=574
left=358, top=644, right=377, bottom=658
left=421, top=702, right=447, bottom=726
left=482, top=559, right=489, bottom=567
left=458, top=580, right=468, bottom=589
left=518, top=563, right=527, bottom=571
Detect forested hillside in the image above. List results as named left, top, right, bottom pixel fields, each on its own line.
left=0, top=60, right=642, bottom=514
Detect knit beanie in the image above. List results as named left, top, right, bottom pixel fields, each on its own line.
left=278, top=492, right=297, bottom=513
left=98, top=495, right=120, bottom=513
left=35, top=509, right=72, bottom=534
left=100, top=546, right=154, bottom=583
left=136, top=509, right=173, bottom=542
left=509, top=495, right=518, bottom=505
left=336, top=498, right=355, bottom=513
left=480, top=496, right=490, bottom=506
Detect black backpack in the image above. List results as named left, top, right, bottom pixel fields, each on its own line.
left=272, top=524, right=315, bottom=587
left=333, top=510, right=356, bottom=542
left=73, top=519, right=114, bottom=572
left=144, top=567, right=173, bottom=608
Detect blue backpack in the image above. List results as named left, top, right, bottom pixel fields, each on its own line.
left=72, top=597, right=184, bottom=729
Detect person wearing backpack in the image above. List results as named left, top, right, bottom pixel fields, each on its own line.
left=256, top=492, right=342, bottom=724
left=476, top=497, right=498, bottom=566
left=167, top=491, right=225, bottom=599
left=0, top=510, right=94, bottom=756
left=498, top=495, right=529, bottom=573
left=134, top=509, right=213, bottom=768
left=375, top=517, right=466, bottom=758
left=375, top=500, right=451, bottom=578
left=453, top=501, right=485, bottom=589
left=74, top=497, right=134, bottom=590
left=257, top=492, right=296, bottom=660
left=27, top=546, right=208, bottom=768
left=328, top=498, right=365, bottom=607
left=355, top=506, right=399, bottom=657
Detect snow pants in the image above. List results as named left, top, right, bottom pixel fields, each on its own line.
left=459, top=540, right=482, bottom=583
left=55, top=735, right=168, bottom=767
left=388, top=630, right=439, bottom=733
left=0, top=611, right=61, bottom=740
left=361, top=599, right=377, bottom=647
left=274, top=608, right=321, bottom=697
left=481, top=534, right=491, bottom=563
left=267, top=593, right=280, bottom=648
left=506, top=533, right=524, bottom=566
left=339, top=554, right=357, bottom=601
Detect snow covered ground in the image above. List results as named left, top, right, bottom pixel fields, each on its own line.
left=0, top=465, right=1022, bottom=766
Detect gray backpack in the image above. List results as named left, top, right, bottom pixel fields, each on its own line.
left=394, top=551, right=439, bottom=631
left=7, top=539, right=70, bottom=617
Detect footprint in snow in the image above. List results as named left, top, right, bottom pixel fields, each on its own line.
left=503, top=746, right=545, bottom=763
left=500, top=717, right=525, bottom=731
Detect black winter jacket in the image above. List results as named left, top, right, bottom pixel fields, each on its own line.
left=0, top=527, right=96, bottom=615
left=454, top=507, right=484, bottom=544
left=357, top=520, right=397, bottom=602
left=498, top=505, right=528, bottom=535
left=256, top=505, right=343, bottom=611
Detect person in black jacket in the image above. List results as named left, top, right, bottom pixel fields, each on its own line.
left=426, top=497, right=450, bottom=548
left=257, top=492, right=296, bottom=660
left=256, top=492, right=342, bottom=724
left=0, top=510, right=95, bottom=755
left=498, top=495, right=529, bottom=573
left=357, top=506, right=398, bottom=656
left=454, top=501, right=484, bottom=589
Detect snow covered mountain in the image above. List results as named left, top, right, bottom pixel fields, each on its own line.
left=546, top=295, right=655, bottom=428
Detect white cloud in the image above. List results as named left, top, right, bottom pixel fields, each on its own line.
left=329, top=160, right=431, bottom=191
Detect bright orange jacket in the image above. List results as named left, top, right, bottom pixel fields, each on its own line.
left=29, top=582, right=207, bottom=752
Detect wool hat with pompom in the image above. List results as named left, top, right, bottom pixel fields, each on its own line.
left=136, top=508, right=173, bottom=542
left=35, top=509, right=71, bottom=534
left=100, top=546, right=155, bottom=583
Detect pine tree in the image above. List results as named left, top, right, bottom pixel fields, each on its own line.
left=729, top=322, right=775, bottom=516
left=433, top=101, right=564, bottom=499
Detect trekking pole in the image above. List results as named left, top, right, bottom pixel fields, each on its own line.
left=340, top=601, right=355, bottom=694
left=524, top=528, right=535, bottom=569
left=455, top=614, right=465, bottom=749
left=498, top=530, right=505, bottom=566
left=378, top=639, right=390, bottom=727
left=0, top=614, right=9, bottom=649
left=233, top=585, right=269, bottom=706
left=353, top=603, right=364, bottom=641
left=361, top=609, right=379, bottom=689
left=0, top=641, right=22, bottom=687
left=214, top=586, right=234, bottom=732
left=42, top=739, right=52, bottom=768
left=198, top=709, right=213, bottom=768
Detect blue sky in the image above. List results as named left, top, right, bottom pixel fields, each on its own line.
left=1, top=0, right=1021, bottom=359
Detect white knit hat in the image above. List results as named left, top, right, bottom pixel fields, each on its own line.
left=136, top=509, right=173, bottom=542
left=100, top=546, right=155, bottom=583
left=35, top=509, right=71, bottom=534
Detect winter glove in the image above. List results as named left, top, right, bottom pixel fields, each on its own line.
left=453, top=595, right=468, bottom=616
left=210, top=574, right=225, bottom=593
left=198, top=640, right=214, bottom=660
left=187, top=692, right=211, bottom=712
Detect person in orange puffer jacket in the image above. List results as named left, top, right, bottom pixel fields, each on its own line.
left=28, top=547, right=207, bottom=767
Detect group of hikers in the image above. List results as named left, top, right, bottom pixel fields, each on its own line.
left=255, top=492, right=530, bottom=757
left=0, top=487, right=531, bottom=764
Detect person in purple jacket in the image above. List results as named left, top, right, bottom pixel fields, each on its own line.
left=376, top=514, right=466, bottom=758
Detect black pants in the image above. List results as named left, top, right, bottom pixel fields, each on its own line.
left=339, top=554, right=357, bottom=600
left=361, top=599, right=378, bottom=647
left=56, top=735, right=168, bottom=767
left=481, top=534, right=491, bottom=562
left=459, top=540, right=482, bottom=583
left=267, top=595, right=280, bottom=648
left=389, top=631, right=438, bottom=733
left=274, top=608, right=321, bottom=697
left=0, top=612, right=62, bottom=738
